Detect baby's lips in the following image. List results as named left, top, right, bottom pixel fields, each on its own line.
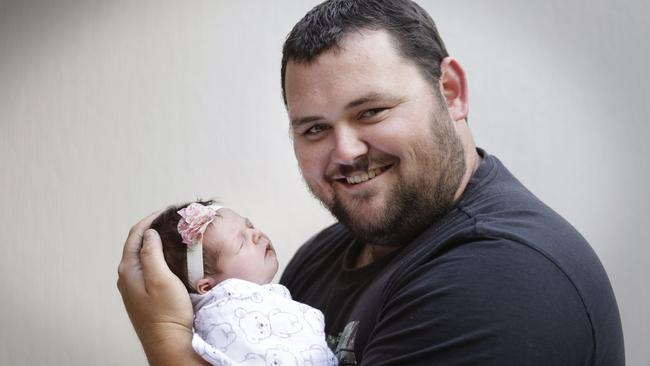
left=264, top=240, right=275, bottom=254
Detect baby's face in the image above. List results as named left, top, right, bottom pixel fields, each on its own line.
left=203, top=208, right=278, bottom=284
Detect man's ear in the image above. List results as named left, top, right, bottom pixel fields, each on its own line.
left=196, top=276, right=218, bottom=295
left=439, top=57, right=469, bottom=122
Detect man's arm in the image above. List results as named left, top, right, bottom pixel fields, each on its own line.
left=117, top=212, right=208, bottom=366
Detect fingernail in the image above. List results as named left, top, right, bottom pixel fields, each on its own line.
left=144, top=229, right=154, bottom=241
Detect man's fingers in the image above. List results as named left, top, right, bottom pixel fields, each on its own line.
left=140, top=229, right=175, bottom=291
left=118, top=210, right=163, bottom=294
left=121, top=210, right=163, bottom=261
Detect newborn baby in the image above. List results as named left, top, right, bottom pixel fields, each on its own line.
left=151, top=200, right=338, bottom=366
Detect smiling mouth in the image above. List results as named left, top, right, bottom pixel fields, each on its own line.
left=341, top=165, right=392, bottom=185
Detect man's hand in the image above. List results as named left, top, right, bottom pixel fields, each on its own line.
left=117, top=211, right=206, bottom=365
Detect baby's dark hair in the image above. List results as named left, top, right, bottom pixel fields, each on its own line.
left=150, top=199, right=219, bottom=293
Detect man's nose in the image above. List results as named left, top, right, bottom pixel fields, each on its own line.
left=331, top=124, right=367, bottom=165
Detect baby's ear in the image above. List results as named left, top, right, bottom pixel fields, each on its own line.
left=196, top=277, right=218, bottom=294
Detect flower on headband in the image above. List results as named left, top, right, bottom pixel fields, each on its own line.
left=177, top=203, right=217, bottom=245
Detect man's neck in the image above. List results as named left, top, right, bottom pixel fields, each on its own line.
left=354, top=243, right=399, bottom=268
left=453, top=121, right=482, bottom=202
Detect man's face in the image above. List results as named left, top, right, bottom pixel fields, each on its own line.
left=285, top=30, right=465, bottom=245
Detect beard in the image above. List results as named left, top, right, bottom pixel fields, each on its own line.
left=318, top=110, right=466, bottom=246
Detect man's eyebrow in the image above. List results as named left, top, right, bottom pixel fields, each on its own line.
left=290, top=93, right=390, bottom=128
left=344, top=92, right=386, bottom=109
left=290, top=115, right=323, bottom=129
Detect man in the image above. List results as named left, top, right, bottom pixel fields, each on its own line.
left=118, top=1, right=624, bottom=365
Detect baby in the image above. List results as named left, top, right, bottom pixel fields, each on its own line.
left=151, top=200, right=338, bottom=366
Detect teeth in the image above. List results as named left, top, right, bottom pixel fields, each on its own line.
left=346, top=168, right=383, bottom=185
left=359, top=172, right=369, bottom=182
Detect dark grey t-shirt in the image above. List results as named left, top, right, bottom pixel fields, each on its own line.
left=280, top=150, right=624, bottom=365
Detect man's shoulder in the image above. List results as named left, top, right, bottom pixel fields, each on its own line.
left=437, top=152, right=624, bottom=365
left=457, top=151, right=589, bottom=260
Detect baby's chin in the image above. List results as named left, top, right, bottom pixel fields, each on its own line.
left=264, top=247, right=280, bottom=279
left=244, top=263, right=278, bottom=285
left=261, top=262, right=279, bottom=284
left=266, top=261, right=279, bottom=283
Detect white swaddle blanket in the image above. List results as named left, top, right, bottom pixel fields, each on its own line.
left=190, top=278, right=338, bottom=366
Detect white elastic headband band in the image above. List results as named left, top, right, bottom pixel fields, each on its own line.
left=185, top=241, right=204, bottom=291
left=177, top=203, right=223, bottom=290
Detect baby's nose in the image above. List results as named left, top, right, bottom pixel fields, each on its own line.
left=251, top=229, right=262, bottom=244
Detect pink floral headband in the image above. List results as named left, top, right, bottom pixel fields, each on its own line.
left=177, top=202, right=223, bottom=289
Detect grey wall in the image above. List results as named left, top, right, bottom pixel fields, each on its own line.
left=1, top=1, right=647, bottom=365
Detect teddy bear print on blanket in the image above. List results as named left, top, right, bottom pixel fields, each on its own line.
left=190, top=278, right=338, bottom=366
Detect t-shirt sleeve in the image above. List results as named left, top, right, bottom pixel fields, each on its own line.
left=359, top=239, right=594, bottom=366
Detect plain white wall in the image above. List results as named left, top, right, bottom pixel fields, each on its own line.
left=0, top=1, right=647, bottom=365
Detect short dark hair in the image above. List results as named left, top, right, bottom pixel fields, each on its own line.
left=150, top=199, right=218, bottom=293
left=281, top=0, right=449, bottom=105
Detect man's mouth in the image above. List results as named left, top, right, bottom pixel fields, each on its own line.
left=343, top=166, right=391, bottom=185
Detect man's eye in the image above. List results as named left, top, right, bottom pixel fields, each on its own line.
left=360, top=108, right=387, bottom=119
left=304, top=124, right=328, bottom=136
